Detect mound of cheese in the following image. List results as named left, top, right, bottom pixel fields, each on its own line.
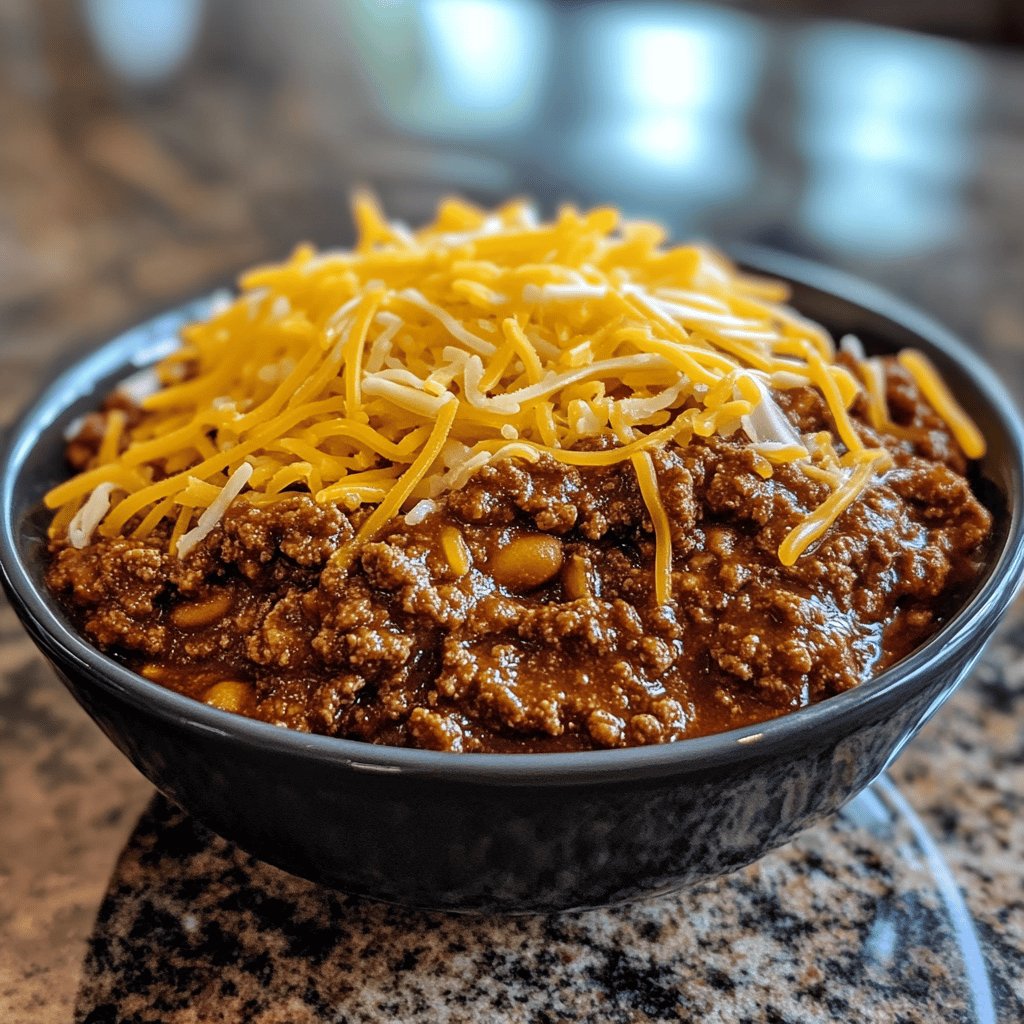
left=46, top=195, right=985, bottom=605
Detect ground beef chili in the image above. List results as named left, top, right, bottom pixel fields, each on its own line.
left=46, top=358, right=992, bottom=752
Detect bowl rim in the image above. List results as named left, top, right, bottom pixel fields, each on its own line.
left=2, top=248, right=1023, bottom=786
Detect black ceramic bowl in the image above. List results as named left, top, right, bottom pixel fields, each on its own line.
left=2, top=250, right=1022, bottom=913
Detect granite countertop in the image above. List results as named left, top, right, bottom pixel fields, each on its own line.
left=1, top=3, right=1023, bottom=1021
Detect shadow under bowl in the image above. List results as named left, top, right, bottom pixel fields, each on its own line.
left=2, top=249, right=1022, bottom=913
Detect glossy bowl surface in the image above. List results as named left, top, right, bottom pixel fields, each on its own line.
left=2, top=250, right=1022, bottom=912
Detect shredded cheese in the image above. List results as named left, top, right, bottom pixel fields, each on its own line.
left=897, top=349, right=986, bottom=460
left=97, top=409, right=127, bottom=465
left=175, top=462, right=254, bottom=558
left=631, top=451, right=673, bottom=605
left=68, top=483, right=117, bottom=549
left=46, top=195, right=986, bottom=594
left=331, top=399, right=458, bottom=571
left=404, top=499, right=437, bottom=526
left=778, top=454, right=884, bottom=566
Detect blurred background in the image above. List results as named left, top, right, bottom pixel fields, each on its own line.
left=1, top=0, right=1022, bottom=415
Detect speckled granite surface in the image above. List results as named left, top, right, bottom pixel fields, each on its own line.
left=3, top=3, right=1024, bottom=1021
left=69, top=780, right=1000, bottom=1023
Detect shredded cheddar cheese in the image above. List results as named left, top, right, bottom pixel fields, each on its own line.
left=897, top=349, right=986, bottom=460
left=631, top=450, right=673, bottom=605
left=778, top=453, right=886, bottom=567
left=46, top=195, right=987, bottom=598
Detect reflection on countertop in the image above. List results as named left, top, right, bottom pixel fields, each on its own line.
left=1, top=1, right=1023, bottom=1021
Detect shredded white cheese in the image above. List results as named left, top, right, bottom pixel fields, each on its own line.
left=839, top=334, right=866, bottom=360
left=115, top=367, right=161, bottom=405
left=175, top=462, right=254, bottom=558
left=404, top=499, right=437, bottom=526
left=741, top=377, right=804, bottom=448
left=68, top=483, right=117, bottom=549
